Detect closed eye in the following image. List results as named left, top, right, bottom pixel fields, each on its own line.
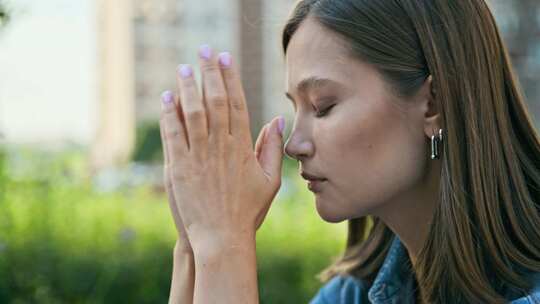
left=315, top=104, right=336, bottom=118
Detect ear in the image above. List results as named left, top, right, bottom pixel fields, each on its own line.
left=421, top=75, right=441, bottom=139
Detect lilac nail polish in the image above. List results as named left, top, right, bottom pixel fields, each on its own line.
left=218, top=52, right=232, bottom=67
left=178, top=64, right=193, bottom=79
left=161, top=90, right=174, bottom=105
left=199, top=44, right=212, bottom=60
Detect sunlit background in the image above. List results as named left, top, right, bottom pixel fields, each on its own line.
left=0, top=0, right=539, bottom=303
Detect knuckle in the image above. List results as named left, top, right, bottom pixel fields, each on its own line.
left=164, top=127, right=180, bottom=140
left=186, top=108, right=205, bottom=120
left=221, top=67, right=237, bottom=82
left=181, top=77, right=196, bottom=90
left=230, top=99, right=245, bottom=111
left=200, top=63, right=220, bottom=74
left=207, top=94, right=228, bottom=107
left=223, top=68, right=235, bottom=79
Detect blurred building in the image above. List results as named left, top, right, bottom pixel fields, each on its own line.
left=132, top=0, right=292, bottom=140
left=85, top=0, right=540, bottom=172
left=0, top=0, right=538, bottom=173
left=91, top=0, right=136, bottom=172
left=91, top=0, right=293, bottom=171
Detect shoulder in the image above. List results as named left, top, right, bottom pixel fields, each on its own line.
left=309, top=275, right=370, bottom=304
left=510, top=271, right=540, bottom=303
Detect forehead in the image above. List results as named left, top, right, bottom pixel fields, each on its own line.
left=285, top=17, right=353, bottom=92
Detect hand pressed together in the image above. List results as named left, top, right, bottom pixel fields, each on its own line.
left=159, top=45, right=286, bottom=255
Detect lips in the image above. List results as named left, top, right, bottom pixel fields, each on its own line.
left=300, top=171, right=327, bottom=181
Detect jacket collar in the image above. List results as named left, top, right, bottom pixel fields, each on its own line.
left=366, top=235, right=540, bottom=303
left=367, top=235, right=416, bottom=303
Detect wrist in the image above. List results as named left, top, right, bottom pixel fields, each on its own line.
left=191, top=230, right=256, bottom=263
left=190, top=230, right=259, bottom=304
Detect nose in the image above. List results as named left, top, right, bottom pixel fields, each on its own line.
left=284, top=127, right=315, bottom=161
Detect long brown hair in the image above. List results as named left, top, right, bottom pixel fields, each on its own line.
left=282, top=0, right=540, bottom=303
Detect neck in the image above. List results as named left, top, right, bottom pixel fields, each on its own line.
left=375, top=159, right=441, bottom=266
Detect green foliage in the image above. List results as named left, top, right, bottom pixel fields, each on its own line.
left=0, top=142, right=6, bottom=204
left=131, top=121, right=163, bottom=163
left=0, top=148, right=346, bottom=303
left=0, top=1, right=8, bottom=28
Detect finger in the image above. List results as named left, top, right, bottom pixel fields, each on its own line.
left=160, top=90, right=189, bottom=160
left=218, top=51, right=252, bottom=150
left=172, top=93, right=190, bottom=149
left=254, top=124, right=269, bottom=161
left=160, top=116, right=182, bottom=233
left=165, top=165, right=191, bottom=247
left=176, top=64, right=208, bottom=154
left=173, top=93, right=186, bottom=132
left=165, top=170, right=180, bottom=232
left=198, top=44, right=229, bottom=142
left=159, top=117, right=170, bottom=165
left=258, top=117, right=285, bottom=182
left=160, top=95, right=186, bottom=164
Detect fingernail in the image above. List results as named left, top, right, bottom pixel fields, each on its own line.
left=161, top=90, right=174, bottom=109
left=218, top=52, right=232, bottom=68
left=199, top=44, right=212, bottom=60
left=277, top=116, right=285, bottom=136
left=177, top=64, right=193, bottom=79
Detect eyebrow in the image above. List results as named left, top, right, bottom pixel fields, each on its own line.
left=285, top=76, right=339, bottom=102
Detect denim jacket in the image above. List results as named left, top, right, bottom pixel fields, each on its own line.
left=310, top=235, right=540, bottom=304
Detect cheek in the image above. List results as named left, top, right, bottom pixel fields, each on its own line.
left=319, top=101, right=427, bottom=217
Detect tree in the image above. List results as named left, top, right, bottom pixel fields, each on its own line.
left=0, top=1, right=8, bottom=27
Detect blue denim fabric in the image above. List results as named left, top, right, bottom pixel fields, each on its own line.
left=309, top=236, right=540, bottom=304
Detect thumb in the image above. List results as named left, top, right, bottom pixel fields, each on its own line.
left=258, top=116, right=285, bottom=183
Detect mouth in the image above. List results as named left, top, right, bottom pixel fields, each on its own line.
left=300, top=171, right=327, bottom=182
left=306, top=179, right=326, bottom=193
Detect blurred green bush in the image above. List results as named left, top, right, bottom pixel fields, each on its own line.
left=132, top=121, right=162, bottom=163
left=0, top=147, right=346, bottom=303
left=0, top=1, right=8, bottom=28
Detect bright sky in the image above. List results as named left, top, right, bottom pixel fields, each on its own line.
left=0, top=0, right=96, bottom=146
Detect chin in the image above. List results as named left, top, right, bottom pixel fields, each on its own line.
left=315, top=201, right=345, bottom=223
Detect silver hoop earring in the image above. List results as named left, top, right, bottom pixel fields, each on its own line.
left=430, top=128, right=443, bottom=160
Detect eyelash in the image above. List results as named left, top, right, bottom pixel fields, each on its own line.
left=315, top=104, right=336, bottom=118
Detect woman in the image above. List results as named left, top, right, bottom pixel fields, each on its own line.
left=159, top=0, right=540, bottom=303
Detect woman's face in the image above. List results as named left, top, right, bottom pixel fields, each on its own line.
left=284, top=17, right=431, bottom=222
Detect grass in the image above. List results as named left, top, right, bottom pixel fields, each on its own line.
left=0, top=146, right=347, bottom=303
